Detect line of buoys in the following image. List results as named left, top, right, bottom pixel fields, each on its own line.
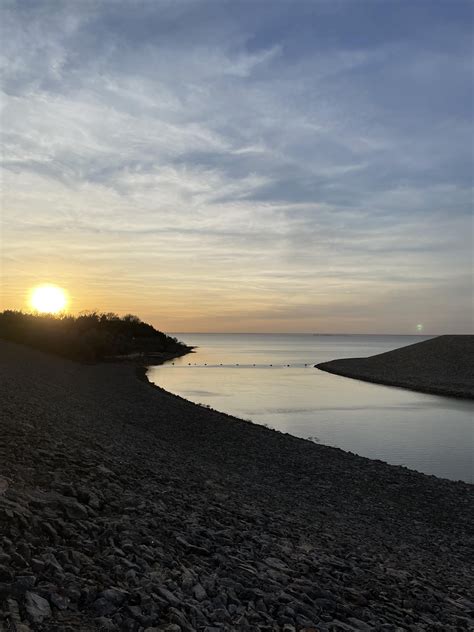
left=166, top=362, right=314, bottom=368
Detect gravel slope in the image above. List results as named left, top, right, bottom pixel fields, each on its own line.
left=0, top=339, right=473, bottom=632
left=316, top=335, right=474, bottom=399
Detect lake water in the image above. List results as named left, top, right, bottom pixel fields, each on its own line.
left=147, top=334, right=473, bottom=483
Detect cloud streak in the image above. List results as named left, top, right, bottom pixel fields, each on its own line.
left=1, top=0, right=472, bottom=333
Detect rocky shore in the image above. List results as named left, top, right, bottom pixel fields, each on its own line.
left=0, top=339, right=473, bottom=631
left=317, top=335, right=474, bottom=399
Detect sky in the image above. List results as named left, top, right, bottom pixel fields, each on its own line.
left=1, top=0, right=472, bottom=334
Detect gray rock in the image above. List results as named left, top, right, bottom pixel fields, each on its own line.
left=0, top=565, right=12, bottom=582
left=13, top=575, right=36, bottom=595
left=93, top=597, right=117, bottom=616
left=96, top=464, right=115, bottom=476
left=168, top=606, right=192, bottom=629
left=25, top=591, right=52, bottom=624
left=10, top=552, right=27, bottom=567
left=66, top=583, right=82, bottom=602
left=326, top=620, right=358, bottom=631
left=60, top=497, right=88, bottom=520
left=42, top=522, right=58, bottom=539
left=193, top=583, right=207, bottom=601
left=175, top=536, right=210, bottom=556
left=347, top=617, right=373, bottom=630
left=155, top=586, right=180, bottom=606
left=18, top=543, right=31, bottom=563
left=181, top=568, right=194, bottom=591
left=31, top=557, right=45, bottom=573
left=95, top=617, right=117, bottom=631
left=264, top=557, right=291, bottom=573
left=100, top=587, right=129, bottom=605
left=210, top=607, right=230, bottom=622
left=49, top=592, right=70, bottom=610
left=44, top=553, right=64, bottom=575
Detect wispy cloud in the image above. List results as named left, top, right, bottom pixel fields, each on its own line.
left=1, top=0, right=472, bottom=332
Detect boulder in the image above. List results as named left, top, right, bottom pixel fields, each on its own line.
left=25, top=591, right=52, bottom=624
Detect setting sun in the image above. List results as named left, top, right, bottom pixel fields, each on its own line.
left=30, top=284, right=68, bottom=314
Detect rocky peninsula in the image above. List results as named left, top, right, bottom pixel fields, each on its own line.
left=0, top=339, right=473, bottom=631
left=317, top=335, right=474, bottom=399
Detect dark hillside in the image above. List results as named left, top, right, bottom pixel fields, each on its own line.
left=317, top=335, right=474, bottom=398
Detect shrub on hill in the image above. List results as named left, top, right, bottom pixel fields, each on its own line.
left=0, top=310, right=188, bottom=362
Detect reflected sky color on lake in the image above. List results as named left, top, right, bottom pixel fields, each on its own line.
left=148, top=334, right=473, bottom=483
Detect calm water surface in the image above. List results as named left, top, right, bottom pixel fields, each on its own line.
left=148, top=334, right=473, bottom=483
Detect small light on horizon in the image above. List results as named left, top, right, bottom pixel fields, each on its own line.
left=30, top=284, right=68, bottom=314
left=416, top=323, right=424, bottom=332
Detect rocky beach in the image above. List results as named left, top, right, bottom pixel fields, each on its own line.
left=0, top=339, right=473, bottom=632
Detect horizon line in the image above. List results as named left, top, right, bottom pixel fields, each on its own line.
left=167, top=332, right=443, bottom=336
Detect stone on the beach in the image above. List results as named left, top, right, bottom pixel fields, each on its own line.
left=13, top=576, right=36, bottom=595
left=41, top=521, right=58, bottom=540
left=155, top=586, right=180, bottom=607
left=192, top=583, right=207, bottom=601
left=60, top=497, right=89, bottom=520
left=100, top=587, right=129, bottom=605
left=95, top=616, right=117, bottom=630
left=265, top=557, right=291, bottom=572
left=24, top=591, right=52, bottom=624
left=49, top=592, right=70, bottom=610
left=0, top=566, right=13, bottom=583
left=93, top=597, right=118, bottom=616
left=181, top=568, right=194, bottom=591
left=0, top=477, right=8, bottom=495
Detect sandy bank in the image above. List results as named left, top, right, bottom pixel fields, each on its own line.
left=317, top=335, right=474, bottom=399
left=0, top=339, right=473, bottom=631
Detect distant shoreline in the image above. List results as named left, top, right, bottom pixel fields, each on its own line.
left=168, top=332, right=437, bottom=336
left=106, top=346, right=194, bottom=367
